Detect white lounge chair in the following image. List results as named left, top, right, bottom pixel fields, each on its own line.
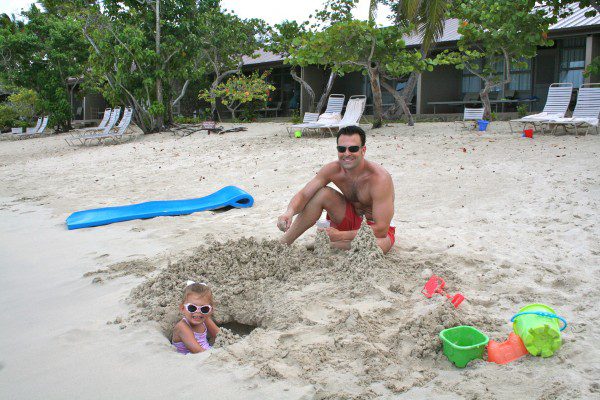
left=79, top=108, right=112, bottom=132
left=287, top=94, right=346, bottom=136
left=66, top=107, right=121, bottom=146
left=454, top=107, right=485, bottom=130
left=287, top=112, right=319, bottom=137
left=14, top=116, right=49, bottom=139
left=313, top=95, right=367, bottom=137
left=542, top=83, right=600, bottom=135
left=509, top=83, right=573, bottom=133
left=26, top=117, right=42, bottom=134
left=74, top=107, right=133, bottom=146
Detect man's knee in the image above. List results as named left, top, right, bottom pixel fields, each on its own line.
left=310, top=186, right=341, bottom=205
left=377, top=237, right=393, bottom=254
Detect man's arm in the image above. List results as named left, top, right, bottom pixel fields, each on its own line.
left=277, top=163, right=336, bottom=232
left=369, top=173, right=395, bottom=239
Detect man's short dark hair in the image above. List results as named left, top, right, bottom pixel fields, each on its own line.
left=336, top=125, right=366, bottom=146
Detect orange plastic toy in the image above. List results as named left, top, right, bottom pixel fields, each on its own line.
left=487, top=332, right=529, bottom=365
left=421, top=275, right=465, bottom=308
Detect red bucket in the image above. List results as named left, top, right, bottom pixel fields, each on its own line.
left=523, top=129, right=533, bottom=138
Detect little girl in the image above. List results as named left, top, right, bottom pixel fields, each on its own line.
left=172, top=281, right=220, bottom=354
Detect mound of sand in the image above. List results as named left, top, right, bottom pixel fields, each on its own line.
left=119, top=227, right=504, bottom=398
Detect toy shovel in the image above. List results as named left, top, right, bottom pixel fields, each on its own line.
left=421, top=275, right=465, bottom=308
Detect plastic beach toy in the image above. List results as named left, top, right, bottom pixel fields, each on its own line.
left=294, top=130, right=302, bottom=138
left=511, top=303, right=567, bottom=357
left=439, top=326, right=489, bottom=368
left=421, top=275, right=465, bottom=308
left=487, top=332, right=529, bottom=365
left=522, top=128, right=534, bottom=138
left=477, top=119, right=489, bottom=131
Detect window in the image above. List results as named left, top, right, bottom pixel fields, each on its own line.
left=462, top=70, right=481, bottom=94
left=559, top=37, right=586, bottom=88
left=509, top=59, right=532, bottom=91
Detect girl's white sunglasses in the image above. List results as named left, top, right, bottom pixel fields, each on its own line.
left=184, top=303, right=212, bottom=314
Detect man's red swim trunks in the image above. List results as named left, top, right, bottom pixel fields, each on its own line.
left=325, top=201, right=395, bottom=246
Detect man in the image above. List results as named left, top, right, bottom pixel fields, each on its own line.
left=277, top=125, right=395, bottom=254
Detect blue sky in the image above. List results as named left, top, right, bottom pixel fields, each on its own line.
left=0, top=0, right=393, bottom=25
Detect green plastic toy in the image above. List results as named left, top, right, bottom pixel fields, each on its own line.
left=439, top=326, right=489, bottom=368
left=294, top=130, right=302, bottom=138
left=511, top=303, right=566, bottom=357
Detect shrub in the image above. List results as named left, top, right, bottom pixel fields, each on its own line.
left=0, top=104, right=19, bottom=130
left=517, top=104, right=528, bottom=118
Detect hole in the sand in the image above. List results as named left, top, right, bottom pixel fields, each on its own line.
left=219, top=321, right=257, bottom=336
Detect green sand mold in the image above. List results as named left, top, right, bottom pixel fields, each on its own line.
left=512, top=304, right=563, bottom=357
left=439, top=326, right=489, bottom=368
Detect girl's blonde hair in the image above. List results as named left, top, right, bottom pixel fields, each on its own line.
left=182, top=282, right=214, bottom=305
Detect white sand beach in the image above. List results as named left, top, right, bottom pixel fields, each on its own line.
left=0, top=122, right=599, bottom=399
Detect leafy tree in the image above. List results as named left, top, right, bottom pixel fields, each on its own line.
left=301, top=19, right=414, bottom=128
left=0, top=6, right=89, bottom=131
left=0, top=88, right=40, bottom=130
left=77, top=0, right=215, bottom=133
left=199, top=71, right=275, bottom=120
left=192, top=5, right=267, bottom=120
left=269, top=1, right=360, bottom=114
left=437, top=0, right=555, bottom=119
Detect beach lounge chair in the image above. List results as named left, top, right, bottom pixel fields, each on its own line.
left=14, top=116, right=49, bottom=139
left=287, top=112, right=319, bottom=137
left=287, top=94, right=346, bottom=135
left=26, top=117, right=42, bottom=134
left=317, top=95, right=367, bottom=137
left=65, top=107, right=121, bottom=146
left=541, top=83, right=600, bottom=135
left=454, top=107, right=485, bottom=130
left=509, top=83, right=573, bottom=133
left=79, top=108, right=112, bottom=132
left=78, top=107, right=134, bottom=145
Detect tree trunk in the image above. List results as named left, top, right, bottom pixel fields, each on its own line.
left=315, top=71, right=338, bottom=113
left=368, top=66, right=383, bottom=129
left=210, top=66, right=242, bottom=121
left=479, top=82, right=493, bottom=120
left=290, top=67, right=315, bottom=112
left=154, top=0, right=164, bottom=129
left=381, top=79, right=413, bottom=125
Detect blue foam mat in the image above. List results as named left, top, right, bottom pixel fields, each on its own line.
left=66, top=186, right=254, bottom=230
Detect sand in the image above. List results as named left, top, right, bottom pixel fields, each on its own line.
left=0, top=121, right=599, bottom=399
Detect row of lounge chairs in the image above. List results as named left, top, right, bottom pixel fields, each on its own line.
left=11, top=116, right=49, bottom=139
left=288, top=94, right=366, bottom=137
left=510, top=83, right=600, bottom=135
left=65, top=107, right=134, bottom=146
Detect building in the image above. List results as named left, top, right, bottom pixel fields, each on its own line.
left=242, top=4, right=600, bottom=118
left=71, top=4, right=600, bottom=121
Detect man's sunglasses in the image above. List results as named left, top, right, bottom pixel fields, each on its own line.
left=337, top=145, right=361, bottom=153
left=184, top=303, right=212, bottom=314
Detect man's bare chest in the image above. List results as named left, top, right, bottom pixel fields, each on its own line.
left=333, top=177, right=371, bottom=205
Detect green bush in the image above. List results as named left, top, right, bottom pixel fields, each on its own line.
left=517, top=104, right=528, bottom=118
left=290, top=109, right=301, bottom=124
left=173, top=115, right=202, bottom=124
left=0, top=104, right=19, bottom=130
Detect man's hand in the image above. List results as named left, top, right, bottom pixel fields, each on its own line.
left=320, top=227, right=343, bottom=242
left=277, top=212, right=293, bottom=232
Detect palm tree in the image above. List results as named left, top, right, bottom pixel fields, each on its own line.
left=381, top=0, right=450, bottom=125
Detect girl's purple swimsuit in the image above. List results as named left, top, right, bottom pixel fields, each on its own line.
left=172, top=317, right=212, bottom=354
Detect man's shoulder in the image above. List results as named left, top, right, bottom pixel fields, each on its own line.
left=320, top=161, right=342, bottom=175
left=365, top=160, right=392, bottom=181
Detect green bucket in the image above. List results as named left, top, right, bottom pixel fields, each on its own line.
left=511, top=304, right=565, bottom=357
left=439, top=326, right=489, bottom=368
